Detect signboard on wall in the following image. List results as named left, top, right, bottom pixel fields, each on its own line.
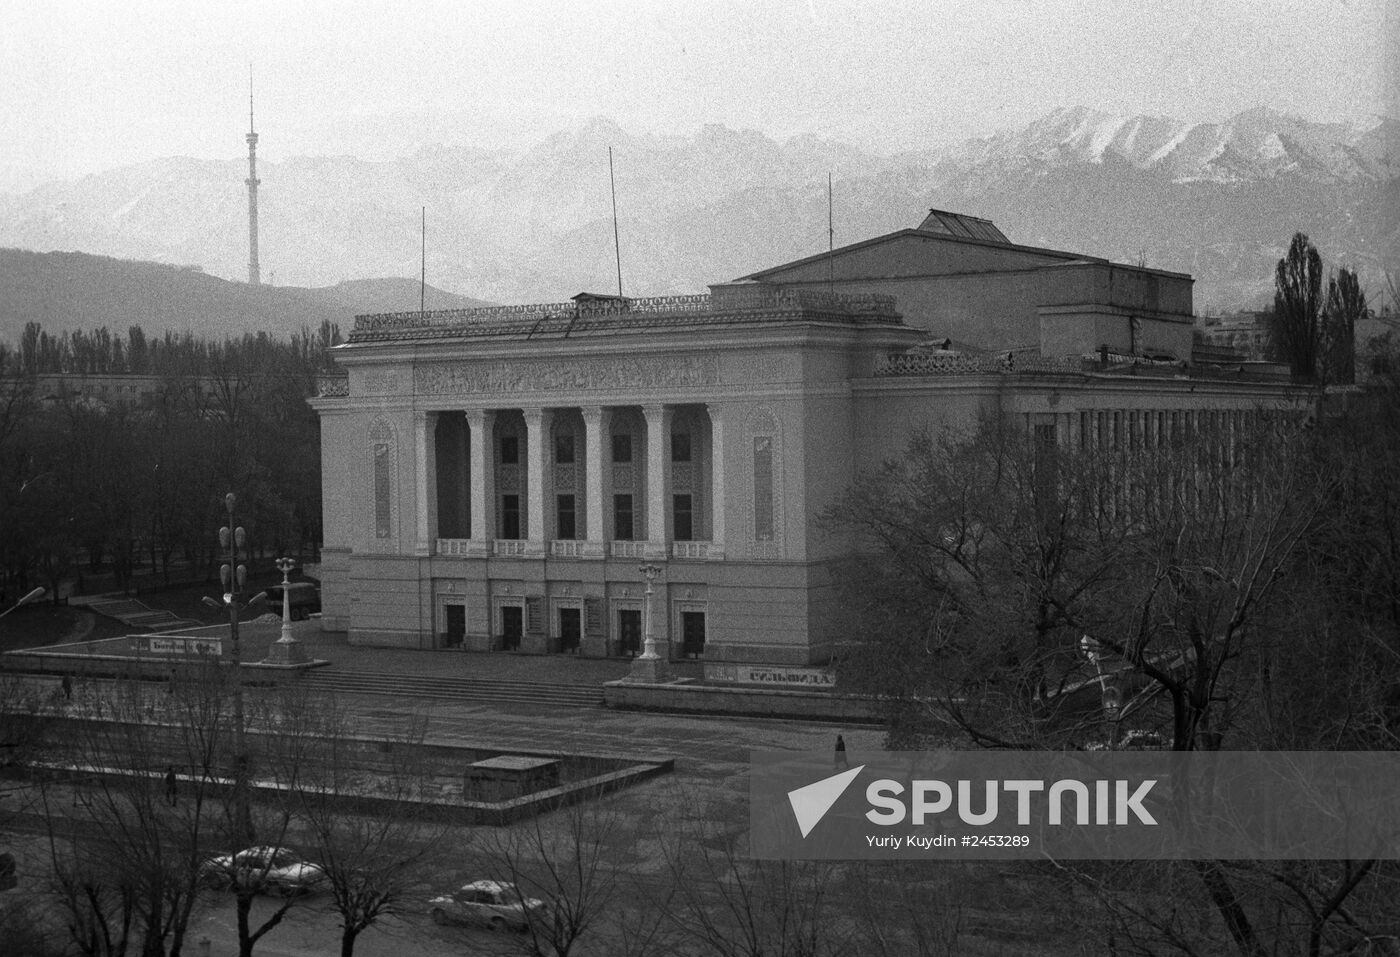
left=707, top=663, right=836, bottom=688
left=128, top=636, right=224, bottom=657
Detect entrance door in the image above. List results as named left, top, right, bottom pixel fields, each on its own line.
left=500, top=606, right=523, bottom=651
left=442, top=604, right=465, bottom=649
left=618, top=609, right=641, bottom=657
left=681, top=611, right=706, bottom=659
left=558, top=608, right=581, bottom=653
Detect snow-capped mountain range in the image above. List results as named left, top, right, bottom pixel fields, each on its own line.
left=944, top=106, right=1395, bottom=185
left=0, top=106, right=1394, bottom=321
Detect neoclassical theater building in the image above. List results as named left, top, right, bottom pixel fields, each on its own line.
left=310, top=210, right=1304, bottom=667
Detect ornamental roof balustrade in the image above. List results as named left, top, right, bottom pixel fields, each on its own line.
left=316, top=374, right=349, bottom=397
left=874, top=352, right=1085, bottom=376
left=874, top=351, right=1291, bottom=382
left=347, top=287, right=902, bottom=342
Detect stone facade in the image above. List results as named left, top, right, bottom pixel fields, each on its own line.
left=310, top=213, right=1309, bottom=666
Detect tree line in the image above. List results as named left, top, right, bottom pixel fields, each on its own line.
left=0, top=321, right=341, bottom=597
left=1267, top=231, right=1370, bottom=384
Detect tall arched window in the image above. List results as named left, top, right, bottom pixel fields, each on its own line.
left=369, top=418, right=396, bottom=541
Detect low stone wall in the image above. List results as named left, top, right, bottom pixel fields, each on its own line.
left=2, top=643, right=322, bottom=684
left=15, top=712, right=674, bottom=826
left=602, top=679, right=880, bottom=723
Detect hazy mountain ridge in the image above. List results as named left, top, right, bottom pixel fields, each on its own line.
left=0, top=249, right=491, bottom=344
left=0, top=106, right=1393, bottom=314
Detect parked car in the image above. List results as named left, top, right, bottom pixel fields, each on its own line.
left=200, top=846, right=326, bottom=895
left=427, top=880, right=547, bottom=931
left=264, top=582, right=320, bottom=620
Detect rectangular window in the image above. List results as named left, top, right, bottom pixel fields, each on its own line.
left=673, top=493, right=693, bottom=541
left=612, top=433, right=632, bottom=463
left=500, top=435, right=519, bottom=465
left=671, top=432, right=691, bottom=463
left=614, top=494, right=634, bottom=540
left=555, top=433, right=575, bottom=464
left=753, top=436, right=774, bottom=541
left=556, top=494, right=577, bottom=540
left=501, top=494, right=521, bottom=539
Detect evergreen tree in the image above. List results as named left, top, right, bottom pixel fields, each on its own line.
left=1269, top=232, right=1324, bottom=379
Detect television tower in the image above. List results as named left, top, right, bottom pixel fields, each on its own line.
left=245, top=69, right=261, bottom=285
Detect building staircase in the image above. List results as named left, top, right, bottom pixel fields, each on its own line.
left=76, top=596, right=205, bottom=633
left=298, top=669, right=604, bottom=710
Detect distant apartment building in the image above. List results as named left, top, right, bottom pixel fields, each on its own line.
left=26, top=373, right=213, bottom=410
left=310, top=210, right=1309, bottom=668
left=1197, top=311, right=1272, bottom=360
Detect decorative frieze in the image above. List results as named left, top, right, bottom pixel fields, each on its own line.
left=415, top=355, right=720, bottom=396
left=363, top=371, right=402, bottom=394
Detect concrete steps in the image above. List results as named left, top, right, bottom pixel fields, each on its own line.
left=300, top=669, right=604, bottom=709
left=79, top=597, right=205, bottom=633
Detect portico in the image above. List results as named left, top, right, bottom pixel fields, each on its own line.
left=427, top=402, right=724, bottom=564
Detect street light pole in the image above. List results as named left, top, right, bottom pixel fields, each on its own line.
left=0, top=587, right=45, bottom=620
left=218, top=493, right=253, bottom=846
left=627, top=563, right=669, bottom=683
left=263, top=556, right=307, bottom=664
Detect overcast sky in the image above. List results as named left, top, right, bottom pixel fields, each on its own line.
left=3, top=0, right=1395, bottom=191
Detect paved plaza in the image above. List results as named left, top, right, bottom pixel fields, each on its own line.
left=284, top=623, right=885, bottom=797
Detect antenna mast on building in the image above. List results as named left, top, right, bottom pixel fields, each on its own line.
left=609, top=146, right=623, bottom=298
left=827, top=172, right=834, bottom=290
left=245, top=66, right=261, bottom=286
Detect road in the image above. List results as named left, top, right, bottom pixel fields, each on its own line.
left=0, top=825, right=562, bottom=957
left=185, top=894, right=535, bottom=957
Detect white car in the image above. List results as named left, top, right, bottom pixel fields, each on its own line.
left=200, top=846, right=326, bottom=896
left=428, top=880, right=548, bottom=932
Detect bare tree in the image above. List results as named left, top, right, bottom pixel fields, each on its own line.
left=474, top=788, right=636, bottom=957
left=656, top=791, right=847, bottom=957
left=291, top=695, right=447, bottom=957
left=820, top=409, right=1400, bottom=956
left=39, top=666, right=232, bottom=957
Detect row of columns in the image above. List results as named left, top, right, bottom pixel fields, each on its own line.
left=413, top=403, right=725, bottom=556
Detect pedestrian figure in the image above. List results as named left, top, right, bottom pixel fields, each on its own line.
left=834, top=734, right=849, bottom=770
left=61, top=674, right=72, bottom=700
left=164, top=767, right=178, bottom=807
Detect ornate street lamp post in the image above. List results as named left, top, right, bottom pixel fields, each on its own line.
left=263, top=556, right=307, bottom=664
left=627, top=563, right=669, bottom=682
left=216, top=493, right=254, bottom=846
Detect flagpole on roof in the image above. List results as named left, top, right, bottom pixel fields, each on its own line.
left=420, top=206, right=426, bottom=315
left=828, top=171, right=834, bottom=291
left=610, top=146, right=624, bottom=298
